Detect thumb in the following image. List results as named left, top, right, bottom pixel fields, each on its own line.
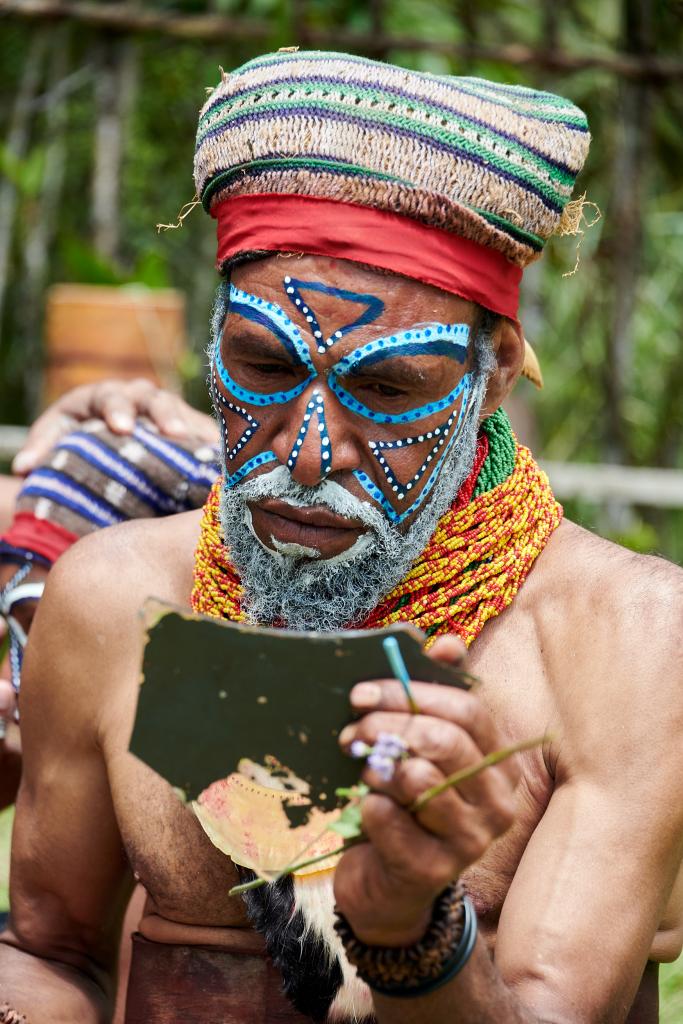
left=427, top=634, right=467, bottom=667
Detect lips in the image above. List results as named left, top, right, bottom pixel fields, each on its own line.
left=249, top=498, right=366, bottom=557
left=255, top=498, right=365, bottom=532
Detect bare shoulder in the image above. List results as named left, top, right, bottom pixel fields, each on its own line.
left=528, top=520, right=683, bottom=768
left=537, top=518, right=683, bottom=639
left=21, top=510, right=202, bottom=743
left=38, top=508, right=201, bottom=631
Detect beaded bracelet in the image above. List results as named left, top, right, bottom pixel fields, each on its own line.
left=334, top=881, right=477, bottom=999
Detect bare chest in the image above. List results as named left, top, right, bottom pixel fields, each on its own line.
left=107, top=606, right=554, bottom=933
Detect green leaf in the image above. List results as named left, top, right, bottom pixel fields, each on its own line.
left=21, top=147, right=47, bottom=199
left=334, top=783, right=370, bottom=801
left=328, top=817, right=363, bottom=839
left=60, top=237, right=126, bottom=286
left=327, top=790, right=366, bottom=839
left=132, top=251, right=171, bottom=289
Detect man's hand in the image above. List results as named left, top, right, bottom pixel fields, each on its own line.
left=334, top=635, right=519, bottom=947
left=12, top=378, right=218, bottom=475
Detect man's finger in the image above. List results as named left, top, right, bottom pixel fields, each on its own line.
left=350, top=680, right=503, bottom=755
left=11, top=381, right=128, bottom=471
left=361, top=794, right=461, bottom=892
left=96, top=390, right=136, bottom=434
left=145, top=390, right=194, bottom=437
left=0, top=680, right=15, bottom=739
left=12, top=411, right=76, bottom=474
left=344, top=709, right=517, bottom=800
left=182, top=408, right=220, bottom=444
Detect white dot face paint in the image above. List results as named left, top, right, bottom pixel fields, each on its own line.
left=215, top=276, right=472, bottom=526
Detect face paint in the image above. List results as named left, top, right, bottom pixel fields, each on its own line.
left=213, top=277, right=473, bottom=526
left=355, top=375, right=473, bottom=524
left=229, top=285, right=316, bottom=371
left=283, top=275, right=385, bottom=353
left=210, top=362, right=278, bottom=489
left=326, top=325, right=470, bottom=424
left=286, top=389, right=332, bottom=477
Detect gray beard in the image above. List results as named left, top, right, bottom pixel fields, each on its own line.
left=217, top=335, right=494, bottom=631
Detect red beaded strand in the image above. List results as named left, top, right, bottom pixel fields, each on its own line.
left=191, top=441, right=561, bottom=648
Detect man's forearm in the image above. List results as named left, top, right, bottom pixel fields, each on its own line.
left=371, top=939, right=554, bottom=1024
left=0, top=942, right=111, bottom=1024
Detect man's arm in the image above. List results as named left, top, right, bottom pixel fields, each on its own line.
left=335, top=578, right=683, bottom=1024
left=0, top=549, right=135, bottom=1023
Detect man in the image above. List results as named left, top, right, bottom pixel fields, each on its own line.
left=1, top=50, right=681, bottom=1024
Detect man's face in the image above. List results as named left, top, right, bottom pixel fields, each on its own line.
left=211, top=254, right=493, bottom=629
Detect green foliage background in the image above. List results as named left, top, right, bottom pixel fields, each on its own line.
left=0, top=0, right=682, bottom=565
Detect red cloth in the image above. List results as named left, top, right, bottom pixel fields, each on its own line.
left=214, top=194, right=522, bottom=319
left=1, top=512, right=79, bottom=565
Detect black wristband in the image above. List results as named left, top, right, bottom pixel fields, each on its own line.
left=334, top=883, right=478, bottom=999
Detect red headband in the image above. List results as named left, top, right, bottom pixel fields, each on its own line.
left=214, top=194, right=521, bottom=320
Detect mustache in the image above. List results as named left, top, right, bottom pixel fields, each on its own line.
left=226, top=465, right=388, bottom=532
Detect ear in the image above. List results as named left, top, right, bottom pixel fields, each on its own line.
left=479, top=317, right=524, bottom=418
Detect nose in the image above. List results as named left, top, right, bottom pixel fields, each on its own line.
left=275, top=385, right=363, bottom=488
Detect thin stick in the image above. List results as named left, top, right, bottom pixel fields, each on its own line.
left=382, top=636, right=420, bottom=713
left=410, top=734, right=547, bottom=812
left=228, top=842, right=353, bottom=896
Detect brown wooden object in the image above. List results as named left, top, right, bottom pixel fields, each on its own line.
left=42, top=283, right=186, bottom=405
left=124, top=934, right=311, bottom=1024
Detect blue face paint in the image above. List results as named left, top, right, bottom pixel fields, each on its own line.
left=212, top=371, right=259, bottom=462
left=327, top=324, right=469, bottom=424
left=283, top=276, right=384, bottom=353
left=354, top=374, right=474, bottom=524
left=286, top=389, right=333, bottom=477
left=213, top=277, right=472, bottom=510
left=226, top=451, right=279, bottom=489
left=214, top=338, right=314, bottom=407
left=211, top=364, right=279, bottom=487
left=229, top=285, right=315, bottom=370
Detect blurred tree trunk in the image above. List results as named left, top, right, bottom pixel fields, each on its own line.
left=370, top=0, right=387, bottom=59
left=455, top=0, right=479, bottom=70
left=0, top=28, right=47, bottom=341
left=542, top=0, right=559, bottom=52
left=603, top=0, right=653, bottom=465
left=92, top=35, right=138, bottom=263
left=20, top=26, right=71, bottom=415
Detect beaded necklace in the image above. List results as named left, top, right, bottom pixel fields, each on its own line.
left=191, top=410, right=561, bottom=647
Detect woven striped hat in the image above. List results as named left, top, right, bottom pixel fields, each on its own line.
left=195, top=50, right=590, bottom=386
left=195, top=51, right=589, bottom=265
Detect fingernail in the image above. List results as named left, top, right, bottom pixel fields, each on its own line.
left=111, top=413, right=133, bottom=431
left=167, top=419, right=185, bottom=434
left=350, top=683, right=381, bottom=708
left=339, top=725, right=356, bottom=746
left=12, top=452, right=34, bottom=473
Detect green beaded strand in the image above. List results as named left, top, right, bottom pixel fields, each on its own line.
left=474, top=409, right=516, bottom=496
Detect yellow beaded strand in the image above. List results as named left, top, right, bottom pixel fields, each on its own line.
left=191, top=443, right=561, bottom=647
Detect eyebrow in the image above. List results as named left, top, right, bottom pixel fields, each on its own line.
left=223, top=324, right=298, bottom=361
left=348, top=358, right=451, bottom=388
